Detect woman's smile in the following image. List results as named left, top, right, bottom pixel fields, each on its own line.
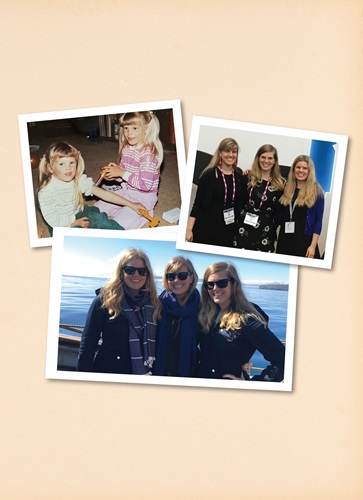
left=167, top=265, right=193, bottom=302
left=123, top=258, right=147, bottom=293
left=207, top=272, right=232, bottom=310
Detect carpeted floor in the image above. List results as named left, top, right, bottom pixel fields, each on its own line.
left=28, top=120, right=182, bottom=238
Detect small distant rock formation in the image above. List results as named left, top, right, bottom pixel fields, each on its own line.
left=259, top=283, right=288, bottom=291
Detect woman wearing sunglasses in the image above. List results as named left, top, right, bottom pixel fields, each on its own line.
left=77, top=248, right=161, bottom=374
left=153, top=256, right=200, bottom=377
left=198, top=262, right=285, bottom=381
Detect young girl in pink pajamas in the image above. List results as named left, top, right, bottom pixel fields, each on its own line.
left=95, top=111, right=164, bottom=229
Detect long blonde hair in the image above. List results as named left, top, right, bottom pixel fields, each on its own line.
left=118, top=111, right=164, bottom=168
left=101, top=248, right=161, bottom=322
left=200, top=138, right=239, bottom=178
left=199, top=262, right=266, bottom=333
left=38, top=142, right=85, bottom=211
left=279, top=155, right=324, bottom=207
left=248, top=144, right=285, bottom=191
left=162, top=256, right=198, bottom=307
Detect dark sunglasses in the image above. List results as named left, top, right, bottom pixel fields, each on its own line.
left=122, top=265, right=148, bottom=277
left=166, top=272, right=192, bottom=281
left=204, top=278, right=233, bottom=290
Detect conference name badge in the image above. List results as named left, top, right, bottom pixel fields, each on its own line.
left=244, top=212, right=259, bottom=227
left=223, top=208, right=235, bottom=225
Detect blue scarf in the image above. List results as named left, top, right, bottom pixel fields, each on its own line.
left=154, top=289, right=200, bottom=377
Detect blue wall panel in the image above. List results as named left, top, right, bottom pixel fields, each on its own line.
left=309, top=140, right=336, bottom=192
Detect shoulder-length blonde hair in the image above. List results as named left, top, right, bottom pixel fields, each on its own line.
left=118, top=111, right=164, bottom=168
left=279, top=155, right=324, bottom=207
left=200, top=137, right=239, bottom=178
left=101, top=248, right=161, bottom=322
left=199, top=262, right=266, bottom=333
left=162, top=256, right=199, bottom=307
left=248, top=144, right=285, bottom=191
left=38, top=142, right=85, bottom=210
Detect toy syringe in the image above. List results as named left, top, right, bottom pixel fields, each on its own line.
left=94, top=171, right=106, bottom=186
left=94, top=163, right=114, bottom=186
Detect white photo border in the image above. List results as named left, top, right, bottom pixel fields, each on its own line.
left=46, top=227, right=297, bottom=392
left=18, top=99, right=185, bottom=248
left=176, top=115, right=348, bottom=269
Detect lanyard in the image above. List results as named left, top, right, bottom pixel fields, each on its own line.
left=288, top=189, right=301, bottom=220
left=249, top=180, right=270, bottom=211
left=219, top=168, right=236, bottom=206
left=288, top=199, right=299, bottom=221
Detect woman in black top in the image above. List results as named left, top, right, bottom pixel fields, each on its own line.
left=198, top=261, right=285, bottom=382
left=186, top=138, right=246, bottom=247
left=235, top=144, right=285, bottom=252
left=276, top=155, right=324, bottom=258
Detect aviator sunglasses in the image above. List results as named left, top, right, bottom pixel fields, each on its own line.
left=122, top=265, right=149, bottom=276
left=204, top=278, right=234, bottom=290
left=166, top=272, right=192, bottom=281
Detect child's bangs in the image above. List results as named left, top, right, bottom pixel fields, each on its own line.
left=121, top=117, right=143, bottom=127
left=51, top=152, right=78, bottom=162
left=50, top=143, right=79, bottom=161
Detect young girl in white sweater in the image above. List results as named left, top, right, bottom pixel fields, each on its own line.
left=38, top=142, right=144, bottom=234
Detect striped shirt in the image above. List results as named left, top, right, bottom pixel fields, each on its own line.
left=121, top=144, right=160, bottom=193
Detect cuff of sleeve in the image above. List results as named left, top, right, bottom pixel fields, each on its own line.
left=85, top=181, right=94, bottom=196
left=122, top=171, right=130, bottom=182
left=68, top=214, right=76, bottom=226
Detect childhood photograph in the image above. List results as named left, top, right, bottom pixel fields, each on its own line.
left=19, top=99, right=185, bottom=247
left=176, top=116, right=348, bottom=269
left=46, top=228, right=297, bottom=392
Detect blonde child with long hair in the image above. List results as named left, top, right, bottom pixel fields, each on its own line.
left=77, top=248, right=161, bottom=375
left=186, top=138, right=245, bottom=247
left=276, top=154, right=324, bottom=258
left=38, top=142, right=145, bottom=234
left=198, top=261, right=285, bottom=381
left=94, top=111, right=164, bottom=229
left=235, top=144, right=285, bottom=252
left=153, top=256, right=201, bottom=377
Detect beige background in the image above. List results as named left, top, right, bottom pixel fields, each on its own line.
left=1, top=1, right=362, bottom=499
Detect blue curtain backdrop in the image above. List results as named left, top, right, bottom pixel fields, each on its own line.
left=309, top=140, right=336, bottom=193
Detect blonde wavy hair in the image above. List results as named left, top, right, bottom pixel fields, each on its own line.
left=279, top=155, right=324, bottom=207
left=38, top=142, right=85, bottom=211
left=199, top=262, right=266, bottom=333
left=162, top=256, right=199, bottom=307
left=248, top=144, right=285, bottom=191
left=118, top=111, right=164, bottom=168
left=200, top=138, right=239, bottom=178
left=101, top=248, right=161, bottom=322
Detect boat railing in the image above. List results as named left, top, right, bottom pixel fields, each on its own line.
left=58, top=324, right=285, bottom=374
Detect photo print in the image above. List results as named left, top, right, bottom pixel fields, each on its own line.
left=46, top=228, right=297, bottom=392
left=176, top=116, right=348, bottom=269
left=19, top=99, right=185, bottom=247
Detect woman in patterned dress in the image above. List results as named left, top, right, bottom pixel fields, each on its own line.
left=234, top=144, right=285, bottom=252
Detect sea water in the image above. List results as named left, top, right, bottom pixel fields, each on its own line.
left=59, top=275, right=289, bottom=375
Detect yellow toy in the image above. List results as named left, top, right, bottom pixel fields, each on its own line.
left=138, top=209, right=160, bottom=228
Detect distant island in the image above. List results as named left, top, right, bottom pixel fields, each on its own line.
left=259, top=283, right=288, bottom=291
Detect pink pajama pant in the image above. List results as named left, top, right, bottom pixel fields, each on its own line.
left=94, top=182, right=158, bottom=230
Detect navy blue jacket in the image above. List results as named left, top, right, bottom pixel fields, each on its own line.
left=77, top=294, right=132, bottom=374
left=198, top=307, right=285, bottom=382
